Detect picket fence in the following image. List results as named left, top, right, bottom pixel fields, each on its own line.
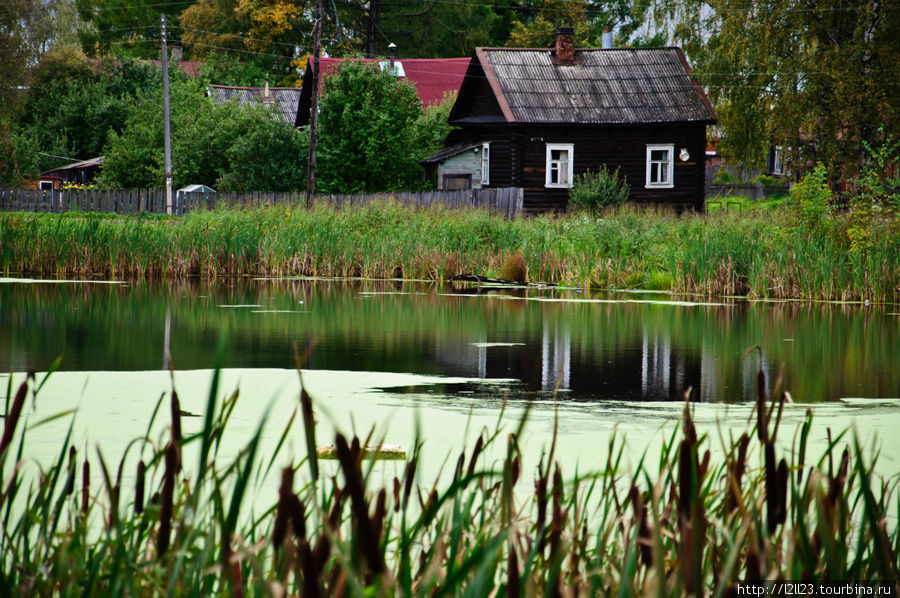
left=0, top=187, right=524, bottom=218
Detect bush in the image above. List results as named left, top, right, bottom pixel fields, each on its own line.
left=712, top=169, right=739, bottom=184
left=789, top=164, right=831, bottom=230
left=568, top=165, right=629, bottom=212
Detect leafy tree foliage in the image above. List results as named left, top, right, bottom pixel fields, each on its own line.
left=221, top=116, right=308, bottom=190
left=0, top=48, right=167, bottom=183
left=99, top=79, right=307, bottom=190
left=316, top=61, right=444, bottom=193
left=670, top=0, right=900, bottom=177
left=505, top=0, right=648, bottom=48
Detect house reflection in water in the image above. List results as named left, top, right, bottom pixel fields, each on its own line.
left=435, top=321, right=716, bottom=402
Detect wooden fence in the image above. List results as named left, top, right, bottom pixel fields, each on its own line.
left=0, top=187, right=524, bottom=218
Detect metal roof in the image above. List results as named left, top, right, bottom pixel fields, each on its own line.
left=208, top=85, right=302, bottom=124
left=420, top=143, right=480, bottom=164
left=461, top=47, right=716, bottom=125
left=295, top=57, right=469, bottom=126
left=40, top=156, right=104, bottom=176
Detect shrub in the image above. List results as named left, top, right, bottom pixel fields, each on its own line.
left=712, top=169, right=739, bottom=184
left=568, top=165, right=629, bottom=212
left=789, top=164, right=831, bottom=230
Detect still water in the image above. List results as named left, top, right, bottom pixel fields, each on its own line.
left=2, top=277, right=898, bottom=403
left=3, top=276, right=900, bottom=489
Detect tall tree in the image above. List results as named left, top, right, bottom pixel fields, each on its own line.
left=76, top=0, right=187, bottom=58
left=316, top=61, right=432, bottom=192
left=670, top=0, right=900, bottom=177
left=505, top=0, right=649, bottom=48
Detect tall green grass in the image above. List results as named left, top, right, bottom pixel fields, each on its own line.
left=1, top=355, right=898, bottom=595
left=1, top=201, right=899, bottom=301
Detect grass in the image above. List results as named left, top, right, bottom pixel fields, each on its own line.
left=1, top=200, right=899, bottom=302
left=1, top=352, right=898, bottom=595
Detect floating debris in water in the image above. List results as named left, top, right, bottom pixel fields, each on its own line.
left=216, top=304, right=263, bottom=308
left=316, top=444, right=406, bottom=460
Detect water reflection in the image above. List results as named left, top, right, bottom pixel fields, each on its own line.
left=1, top=277, right=898, bottom=403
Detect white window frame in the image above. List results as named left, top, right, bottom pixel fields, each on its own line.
left=645, top=144, right=674, bottom=189
left=545, top=143, right=574, bottom=188
left=38, top=180, right=55, bottom=191
left=772, top=146, right=784, bottom=175
left=480, top=142, right=490, bottom=186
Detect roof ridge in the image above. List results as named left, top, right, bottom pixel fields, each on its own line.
left=476, top=46, right=681, bottom=52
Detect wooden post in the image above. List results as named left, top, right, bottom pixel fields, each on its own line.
left=305, top=0, right=323, bottom=209
left=161, top=14, right=174, bottom=215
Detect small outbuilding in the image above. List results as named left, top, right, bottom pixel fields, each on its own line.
left=39, top=156, right=104, bottom=187
left=177, top=184, right=217, bottom=203
left=423, top=29, right=718, bottom=212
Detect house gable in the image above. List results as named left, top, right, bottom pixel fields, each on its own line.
left=451, top=47, right=716, bottom=126
left=448, top=51, right=509, bottom=125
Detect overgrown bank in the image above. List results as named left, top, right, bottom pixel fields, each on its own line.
left=1, top=201, right=899, bottom=302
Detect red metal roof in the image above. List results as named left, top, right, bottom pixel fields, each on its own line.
left=313, top=57, right=469, bottom=107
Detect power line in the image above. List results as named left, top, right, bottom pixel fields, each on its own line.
left=177, top=26, right=313, bottom=50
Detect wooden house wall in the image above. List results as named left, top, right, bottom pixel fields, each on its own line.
left=438, top=150, right=483, bottom=188
left=450, top=63, right=504, bottom=121
left=454, top=123, right=707, bottom=213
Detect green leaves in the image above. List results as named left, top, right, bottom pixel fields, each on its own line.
left=569, top=165, right=630, bottom=213
left=316, top=61, right=436, bottom=194
left=99, top=79, right=308, bottom=191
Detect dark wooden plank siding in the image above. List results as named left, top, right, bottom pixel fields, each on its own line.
left=457, top=123, right=707, bottom=213
left=451, top=63, right=505, bottom=121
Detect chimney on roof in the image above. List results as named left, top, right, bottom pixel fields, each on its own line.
left=601, top=25, right=613, bottom=49
left=554, top=27, right=575, bottom=63
left=388, top=43, right=397, bottom=70
left=171, top=45, right=183, bottom=62
left=261, top=78, right=275, bottom=104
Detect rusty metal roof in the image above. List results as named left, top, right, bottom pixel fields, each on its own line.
left=208, top=85, right=302, bottom=124
left=464, top=47, right=716, bottom=125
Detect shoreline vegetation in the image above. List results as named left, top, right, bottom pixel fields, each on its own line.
left=2, top=358, right=898, bottom=594
left=1, top=200, right=899, bottom=302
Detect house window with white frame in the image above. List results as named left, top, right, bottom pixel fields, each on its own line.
left=481, top=142, right=490, bottom=186
left=646, top=144, right=674, bottom=188
left=772, top=146, right=784, bottom=175
left=545, top=143, right=574, bottom=188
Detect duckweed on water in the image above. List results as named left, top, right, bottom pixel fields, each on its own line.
left=1, top=353, right=898, bottom=595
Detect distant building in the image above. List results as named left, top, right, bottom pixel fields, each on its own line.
left=423, top=29, right=718, bottom=213
left=294, top=56, right=470, bottom=127
left=207, top=82, right=302, bottom=125
left=38, top=156, right=104, bottom=188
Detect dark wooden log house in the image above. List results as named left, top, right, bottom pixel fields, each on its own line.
left=423, top=28, right=718, bottom=212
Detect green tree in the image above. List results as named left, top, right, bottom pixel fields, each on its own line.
left=315, top=61, right=427, bottom=193
left=669, top=0, right=900, bottom=178
left=220, top=113, right=308, bottom=191
left=99, top=78, right=308, bottom=190
left=76, top=0, right=186, bottom=59
left=505, top=0, right=648, bottom=49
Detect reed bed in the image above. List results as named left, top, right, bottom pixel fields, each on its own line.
left=1, top=354, right=898, bottom=596
left=1, top=201, right=899, bottom=301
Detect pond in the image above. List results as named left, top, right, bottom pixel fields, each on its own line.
left=2, top=277, right=899, bottom=483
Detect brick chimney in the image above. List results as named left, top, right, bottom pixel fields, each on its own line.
left=554, top=27, right=575, bottom=63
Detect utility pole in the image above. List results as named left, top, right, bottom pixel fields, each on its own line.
left=305, top=0, right=322, bottom=209
left=161, top=14, right=174, bottom=215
